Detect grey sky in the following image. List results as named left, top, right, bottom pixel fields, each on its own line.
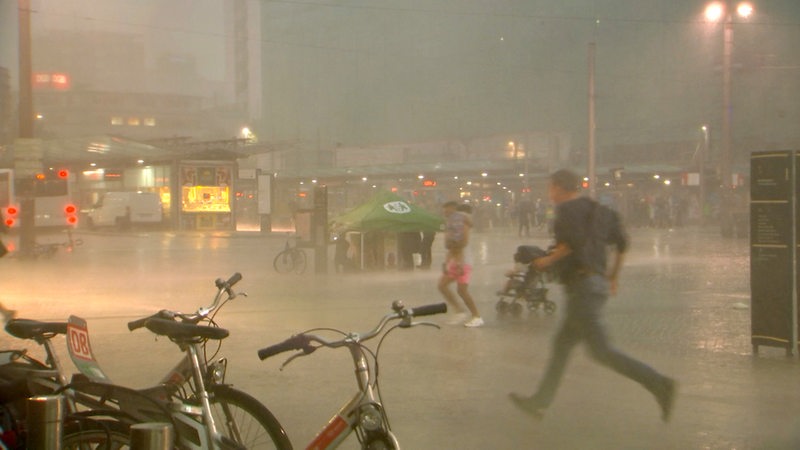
left=256, top=0, right=800, bottom=156
left=2, top=0, right=799, bottom=159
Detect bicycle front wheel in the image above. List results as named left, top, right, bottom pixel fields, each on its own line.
left=273, top=250, right=295, bottom=274
left=292, top=250, right=307, bottom=274
left=209, top=384, right=293, bottom=450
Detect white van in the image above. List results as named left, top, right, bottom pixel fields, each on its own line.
left=87, top=192, right=163, bottom=228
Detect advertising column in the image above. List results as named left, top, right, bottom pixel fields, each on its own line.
left=750, top=151, right=798, bottom=356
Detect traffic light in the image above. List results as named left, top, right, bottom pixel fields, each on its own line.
left=64, top=204, right=78, bottom=226
left=4, top=206, right=18, bottom=227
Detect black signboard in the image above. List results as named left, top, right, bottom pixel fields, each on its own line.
left=750, top=151, right=798, bottom=355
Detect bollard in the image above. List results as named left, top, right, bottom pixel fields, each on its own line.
left=26, top=395, right=64, bottom=450
left=130, top=423, right=174, bottom=450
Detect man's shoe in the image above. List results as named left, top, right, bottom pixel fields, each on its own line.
left=508, top=392, right=545, bottom=419
left=463, top=317, right=485, bottom=328
left=656, top=377, right=677, bottom=422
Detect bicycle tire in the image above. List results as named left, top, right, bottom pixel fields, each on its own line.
left=292, top=250, right=307, bottom=274
left=273, top=250, right=295, bottom=274
left=208, top=384, right=293, bottom=450
left=61, top=419, right=131, bottom=449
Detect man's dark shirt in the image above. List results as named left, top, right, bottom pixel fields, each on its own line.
left=553, top=197, right=628, bottom=281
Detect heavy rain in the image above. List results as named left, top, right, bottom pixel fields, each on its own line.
left=0, top=1, right=799, bottom=449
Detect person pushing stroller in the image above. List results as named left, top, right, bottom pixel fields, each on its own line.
left=495, top=245, right=557, bottom=316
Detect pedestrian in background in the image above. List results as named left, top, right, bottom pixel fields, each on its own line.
left=509, top=169, right=676, bottom=421
left=419, top=230, right=435, bottom=269
left=516, top=197, right=533, bottom=237
left=438, top=201, right=483, bottom=328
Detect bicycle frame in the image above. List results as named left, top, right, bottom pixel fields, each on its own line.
left=121, top=272, right=269, bottom=450
left=306, top=344, right=399, bottom=450
left=259, top=301, right=448, bottom=450
left=1, top=318, right=136, bottom=447
left=69, top=317, right=233, bottom=449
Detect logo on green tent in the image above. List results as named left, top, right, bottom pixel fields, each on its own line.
left=383, top=201, right=411, bottom=214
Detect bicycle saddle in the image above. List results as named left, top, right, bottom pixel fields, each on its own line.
left=144, top=318, right=229, bottom=341
left=5, top=319, right=68, bottom=340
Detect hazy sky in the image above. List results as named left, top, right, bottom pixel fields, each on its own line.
left=0, top=0, right=227, bottom=80
left=2, top=0, right=799, bottom=159
left=257, top=0, right=800, bottom=153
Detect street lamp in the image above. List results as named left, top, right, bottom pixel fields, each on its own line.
left=699, top=125, right=710, bottom=224
left=704, top=1, right=754, bottom=191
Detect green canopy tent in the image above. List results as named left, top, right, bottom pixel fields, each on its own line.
left=332, top=190, right=443, bottom=232
left=331, top=191, right=443, bottom=269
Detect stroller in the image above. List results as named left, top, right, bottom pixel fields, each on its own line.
left=495, top=245, right=557, bottom=317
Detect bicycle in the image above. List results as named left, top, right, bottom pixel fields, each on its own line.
left=21, top=228, right=84, bottom=259
left=120, top=272, right=293, bottom=449
left=273, top=236, right=307, bottom=274
left=0, top=313, right=142, bottom=448
left=258, top=300, right=448, bottom=450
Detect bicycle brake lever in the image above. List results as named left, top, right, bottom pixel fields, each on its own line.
left=399, top=320, right=441, bottom=330
left=279, top=352, right=306, bottom=371
left=279, top=342, right=318, bottom=370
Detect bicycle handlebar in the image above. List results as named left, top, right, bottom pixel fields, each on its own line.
left=408, top=303, right=447, bottom=317
left=257, top=334, right=313, bottom=360
left=128, top=273, right=243, bottom=331
left=257, top=302, right=447, bottom=361
left=127, top=310, right=174, bottom=331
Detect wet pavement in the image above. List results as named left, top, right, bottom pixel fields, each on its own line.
left=2, top=225, right=800, bottom=449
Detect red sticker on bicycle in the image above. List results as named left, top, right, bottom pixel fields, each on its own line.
left=68, top=321, right=93, bottom=361
left=67, top=315, right=110, bottom=382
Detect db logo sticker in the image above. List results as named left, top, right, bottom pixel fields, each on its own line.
left=67, top=316, right=95, bottom=362
left=68, top=326, right=93, bottom=361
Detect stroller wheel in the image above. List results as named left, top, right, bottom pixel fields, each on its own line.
left=495, top=300, right=509, bottom=315
left=543, top=301, right=557, bottom=315
left=510, top=302, right=524, bottom=317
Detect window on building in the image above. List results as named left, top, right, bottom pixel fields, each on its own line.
left=143, top=117, right=156, bottom=127
left=111, top=116, right=123, bottom=126
left=127, top=117, right=140, bottom=126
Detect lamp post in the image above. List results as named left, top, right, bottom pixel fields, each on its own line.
left=705, top=1, right=753, bottom=191
left=700, top=125, right=709, bottom=224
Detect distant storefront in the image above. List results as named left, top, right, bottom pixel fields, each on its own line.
left=178, top=161, right=235, bottom=231
left=77, top=159, right=238, bottom=231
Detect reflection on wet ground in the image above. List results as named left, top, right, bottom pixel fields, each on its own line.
left=1, top=225, right=798, bottom=449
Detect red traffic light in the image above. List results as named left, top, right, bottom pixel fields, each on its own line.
left=6, top=206, right=17, bottom=216
left=64, top=204, right=78, bottom=226
left=58, top=169, right=69, bottom=179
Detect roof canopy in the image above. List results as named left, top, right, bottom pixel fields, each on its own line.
left=1, top=135, right=249, bottom=168
left=332, top=190, right=443, bottom=232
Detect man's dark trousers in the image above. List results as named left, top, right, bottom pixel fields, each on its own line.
left=532, top=274, right=665, bottom=405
